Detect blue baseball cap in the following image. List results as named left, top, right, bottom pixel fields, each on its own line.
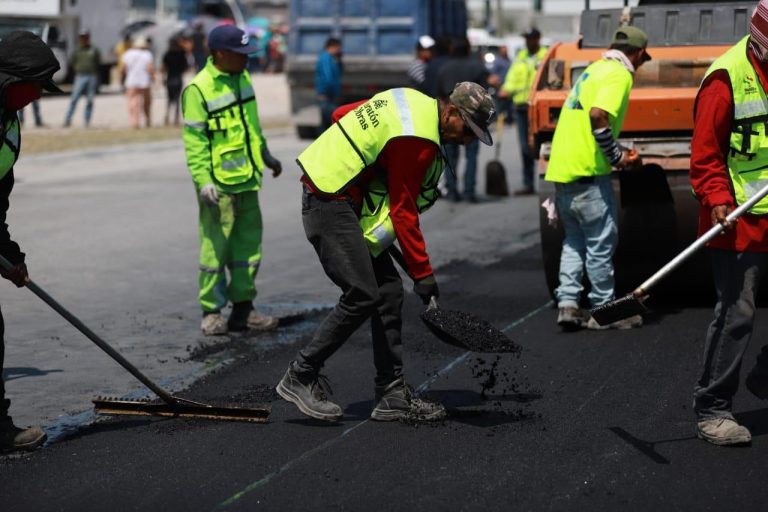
left=207, top=25, right=258, bottom=54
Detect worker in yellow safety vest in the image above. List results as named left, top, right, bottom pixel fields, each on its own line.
left=182, top=25, right=283, bottom=336
left=275, top=82, right=497, bottom=423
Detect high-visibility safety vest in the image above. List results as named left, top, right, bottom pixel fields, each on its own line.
left=702, top=35, right=768, bottom=214
left=0, top=112, right=20, bottom=181
left=503, top=47, right=548, bottom=106
left=297, top=88, right=444, bottom=256
left=184, top=59, right=264, bottom=190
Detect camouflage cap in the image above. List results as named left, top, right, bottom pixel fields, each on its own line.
left=448, top=82, right=496, bottom=146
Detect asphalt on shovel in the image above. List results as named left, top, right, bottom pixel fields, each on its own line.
left=389, top=247, right=520, bottom=353
left=0, top=254, right=269, bottom=423
left=485, top=112, right=510, bottom=197
left=591, top=181, right=768, bottom=326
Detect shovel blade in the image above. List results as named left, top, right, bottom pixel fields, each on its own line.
left=420, top=308, right=520, bottom=353
left=590, top=294, right=649, bottom=326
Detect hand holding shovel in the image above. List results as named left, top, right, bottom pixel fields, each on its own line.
left=591, top=182, right=768, bottom=326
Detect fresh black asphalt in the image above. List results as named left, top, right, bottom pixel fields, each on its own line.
left=2, top=245, right=768, bottom=511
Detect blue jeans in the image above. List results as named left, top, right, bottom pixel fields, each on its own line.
left=319, top=97, right=338, bottom=132
left=694, top=249, right=768, bottom=419
left=444, top=139, right=480, bottom=198
left=65, top=74, right=98, bottom=125
left=515, top=105, right=534, bottom=189
left=554, top=175, right=618, bottom=308
left=18, top=101, right=42, bottom=126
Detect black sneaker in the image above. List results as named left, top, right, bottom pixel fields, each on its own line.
left=746, top=366, right=768, bottom=400
left=370, top=377, right=446, bottom=422
left=275, top=367, right=343, bottom=422
left=0, top=424, right=46, bottom=453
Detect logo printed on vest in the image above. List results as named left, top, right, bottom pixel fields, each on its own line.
left=745, top=75, right=758, bottom=95
left=353, top=99, right=389, bottom=131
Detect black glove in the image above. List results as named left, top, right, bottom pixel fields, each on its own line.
left=413, top=274, right=439, bottom=305
left=261, top=146, right=282, bottom=177
left=1, top=262, right=28, bottom=288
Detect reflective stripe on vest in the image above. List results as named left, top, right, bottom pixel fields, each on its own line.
left=702, top=36, right=768, bottom=214
left=0, top=114, right=20, bottom=180
left=297, top=88, right=441, bottom=195
left=187, top=66, right=263, bottom=187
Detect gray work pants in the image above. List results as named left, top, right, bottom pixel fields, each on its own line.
left=292, top=187, right=404, bottom=386
left=694, top=249, right=768, bottom=418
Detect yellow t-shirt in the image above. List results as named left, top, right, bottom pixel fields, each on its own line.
left=546, top=59, right=633, bottom=183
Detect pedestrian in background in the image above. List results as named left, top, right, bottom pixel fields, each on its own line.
left=122, top=36, right=155, bottom=129
left=182, top=25, right=282, bottom=336
left=407, top=35, right=435, bottom=94
left=436, top=36, right=497, bottom=202
left=499, top=28, right=548, bottom=196
left=18, top=100, right=44, bottom=128
left=422, top=35, right=453, bottom=100
left=162, top=37, right=188, bottom=126
left=0, top=30, right=62, bottom=452
left=63, top=30, right=100, bottom=128
left=275, top=82, right=496, bottom=423
left=315, top=37, right=342, bottom=131
left=689, top=1, right=768, bottom=447
left=113, top=33, right=132, bottom=90
left=545, top=26, right=649, bottom=331
left=489, top=45, right=513, bottom=126
left=191, top=22, right=208, bottom=72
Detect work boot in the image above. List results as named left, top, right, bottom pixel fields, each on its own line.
left=746, top=365, right=768, bottom=400
left=697, top=417, right=751, bottom=446
left=201, top=312, right=228, bottom=336
left=276, top=366, right=343, bottom=422
left=0, top=424, right=46, bottom=453
left=370, top=377, right=446, bottom=422
left=557, top=307, right=585, bottom=331
left=228, top=302, right=278, bottom=332
left=585, top=314, right=642, bottom=330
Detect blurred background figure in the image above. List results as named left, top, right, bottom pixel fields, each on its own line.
left=489, top=45, right=513, bottom=126
left=113, top=34, right=132, bottom=91
left=500, top=28, right=548, bottom=196
left=18, top=101, right=44, bottom=128
left=315, top=37, right=342, bottom=131
left=407, top=35, right=435, bottom=94
left=436, top=36, right=497, bottom=203
left=64, top=30, right=100, bottom=128
left=162, top=37, right=188, bottom=126
left=423, top=35, right=454, bottom=99
left=191, top=22, right=208, bottom=72
left=122, top=36, right=155, bottom=129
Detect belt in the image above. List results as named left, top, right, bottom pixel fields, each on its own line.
left=573, top=176, right=595, bottom=184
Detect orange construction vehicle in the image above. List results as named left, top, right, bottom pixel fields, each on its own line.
left=532, top=0, right=754, bottom=300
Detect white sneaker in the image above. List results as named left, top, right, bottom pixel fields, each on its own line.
left=201, top=313, right=228, bottom=336
left=246, top=310, right=278, bottom=331
left=697, top=417, right=751, bottom=446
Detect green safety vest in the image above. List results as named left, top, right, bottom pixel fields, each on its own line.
left=0, top=112, right=20, bottom=180
left=702, top=35, right=768, bottom=214
left=504, top=47, right=548, bottom=105
left=184, top=60, right=264, bottom=189
left=297, top=88, right=444, bottom=256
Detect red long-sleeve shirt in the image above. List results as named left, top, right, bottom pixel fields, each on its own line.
left=301, top=100, right=437, bottom=279
left=691, top=47, right=768, bottom=251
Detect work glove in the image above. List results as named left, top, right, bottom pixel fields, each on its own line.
left=1, top=262, right=29, bottom=288
left=199, top=184, right=219, bottom=207
left=413, top=274, right=439, bottom=305
left=261, top=146, right=282, bottom=178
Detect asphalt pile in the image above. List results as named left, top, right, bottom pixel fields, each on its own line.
left=421, top=308, right=521, bottom=353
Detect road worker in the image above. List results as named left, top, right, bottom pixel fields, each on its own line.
left=0, top=31, right=62, bottom=452
left=182, top=25, right=282, bottom=336
left=545, top=26, right=650, bottom=331
left=276, top=82, right=496, bottom=422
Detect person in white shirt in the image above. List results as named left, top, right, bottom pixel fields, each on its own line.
left=121, top=36, right=155, bottom=128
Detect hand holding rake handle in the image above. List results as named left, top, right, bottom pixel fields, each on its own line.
left=591, top=181, right=768, bottom=326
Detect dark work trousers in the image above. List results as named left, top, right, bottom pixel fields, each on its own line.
left=694, top=249, right=768, bottom=419
left=293, top=187, right=404, bottom=387
left=444, top=139, right=480, bottom=198
left=515, top=104, right=535, bottom=190
left=0, top=306, right=9, bottom=427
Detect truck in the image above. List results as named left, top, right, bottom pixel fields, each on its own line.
left=531, top=0, right=753, bottom=302
left=286, top=0, right=468, bottom=139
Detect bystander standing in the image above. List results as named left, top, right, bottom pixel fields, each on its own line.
left=315, top=37, right=342, bottom=132
left=407, top=35, right=435, bottom=94
left=122, top=36, right=155, bottom=129
left=162, top=37, right=188, bottom=126
left=63, top=30, right=100, bottom=128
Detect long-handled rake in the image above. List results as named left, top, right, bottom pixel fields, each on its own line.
left=0, top=254, right=269, bottom=422
left=591, top=181, right=768, bottom=326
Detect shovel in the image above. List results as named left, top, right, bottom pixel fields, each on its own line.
left=591, top=181, right=768, bottom=326
left=389, top=247, right=520, bottom=353
left=0, top=254, right=269, bottom=422
left=485, top=113, right=509, bottom=197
